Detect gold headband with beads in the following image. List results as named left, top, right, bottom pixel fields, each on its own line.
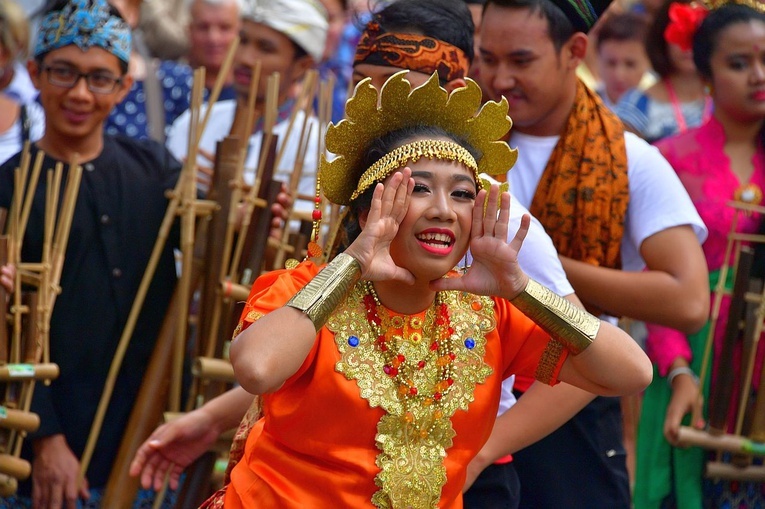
left=321, top=71, right=518, bottom=206
left=350, top=139, right=479, bottom=201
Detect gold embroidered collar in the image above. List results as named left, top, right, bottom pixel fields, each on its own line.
left=329, top=283, right=495, bottom=508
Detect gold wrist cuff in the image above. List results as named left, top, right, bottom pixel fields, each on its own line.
left=286, top=253, right=361, bottom=332
left=511, top=278, right=600, bottom=355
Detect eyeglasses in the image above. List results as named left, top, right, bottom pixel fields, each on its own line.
left=42, top=65, right=124, bottom=94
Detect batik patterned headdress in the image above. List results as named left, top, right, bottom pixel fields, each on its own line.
left=320, top=71, right=517, bottom=207
left=34, top=0, right=131, bottom=63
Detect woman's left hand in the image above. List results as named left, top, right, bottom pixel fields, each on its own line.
left=431, top=184, right=529, bottom=299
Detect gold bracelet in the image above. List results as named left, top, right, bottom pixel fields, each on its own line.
left=511, top=278, right=600, bottom=355
left=286, top=253, right=361, bottom=332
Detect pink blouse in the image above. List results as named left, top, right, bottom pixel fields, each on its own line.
left=647, top=117, right=765, bottom=381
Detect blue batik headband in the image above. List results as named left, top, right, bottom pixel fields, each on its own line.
left=34, top=0, right=131, bottom=64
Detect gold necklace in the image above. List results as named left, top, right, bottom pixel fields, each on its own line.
left=363, top=281, right=456, bottom=409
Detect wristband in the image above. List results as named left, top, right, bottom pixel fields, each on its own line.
left=510, top=278, right=600, bottom=355
left=667, top=366, right=699, bottom=387
left=285, top=253, right=361, bottom=332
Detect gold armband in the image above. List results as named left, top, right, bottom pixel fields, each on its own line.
left=511, top=278, right=600, bottom=355
left=286, top=253, right=361, bottom=332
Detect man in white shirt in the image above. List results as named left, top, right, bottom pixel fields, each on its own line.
left=476, top=0, right=709, bottom=507
left=166, top=0, right=327, bottom=205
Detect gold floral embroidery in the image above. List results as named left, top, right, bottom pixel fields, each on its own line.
left=329, top=285, right=495, bottom=508
left=231, top=310, right=265, bottom=339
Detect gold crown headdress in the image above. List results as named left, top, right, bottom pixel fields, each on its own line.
left=320, top=71, right=518, bottom=206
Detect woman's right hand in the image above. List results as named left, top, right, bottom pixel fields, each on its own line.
left=663, top=372, right=704, bottom=444
left=344, top=168, right=416, bottom=284
left=129, top=408, right=222, bottom=491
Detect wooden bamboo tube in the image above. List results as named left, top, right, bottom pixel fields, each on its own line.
left=198, top=137, right=239, bottom=361
left=0, top=406, right=39, bottom=432
left=695, top=211, right=742, bottom=425
left=0, top=236, right=8, bottom=365
left=192, top=357, right=235, bottom=383
left=171, top=70, right=205, bottom=413
left=0, top=473, right=17, bottom=497
left=0, top=363, right=58, bottom=382
left=229, top=73, right=279, bottom=277
left=709, top=247, right=754, bottom=433
left=220, top=280, right=250, bottom=302
left=220, top=60, right=261, bottom=282
left=16, top=151, right=44, bottom=251
left=0, top=453, right=29, bottom=480
left=45, top=160, right=82, bottom=365
left=677, top=426, right=765, bottom=456
left=706, top=461, right=765, bottom=481
left=736, top=278, right=764, bottom=437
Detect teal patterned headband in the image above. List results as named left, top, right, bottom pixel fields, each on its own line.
left=34, top=0, right=131, bottom=64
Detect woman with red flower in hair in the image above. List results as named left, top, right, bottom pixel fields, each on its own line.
left=635, top=3, right=765, bottom=508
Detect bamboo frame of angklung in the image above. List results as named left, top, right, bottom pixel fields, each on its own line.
left=77, top=69, right=218, bottom=483
left=196, top=60, right=264, bottom=367
left=0, top=145, right=81, bottom=493
left=678, top=201, right=765, bottom=474
left=694, top=201, right=765, bottom=427
left=150, top=62, right=278, bottom=508
left=226, top=72, right=280, bottom=282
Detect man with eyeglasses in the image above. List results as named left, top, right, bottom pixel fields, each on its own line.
left=0, top=1, right=184, bottom=507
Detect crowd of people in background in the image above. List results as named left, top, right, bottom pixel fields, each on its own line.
left=0, top=0, right=764, bottom=507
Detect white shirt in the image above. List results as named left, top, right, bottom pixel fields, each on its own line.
left=508, top=130, right=707, bottom=273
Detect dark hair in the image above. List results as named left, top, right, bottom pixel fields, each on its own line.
left=693, top=3, right=765, bottom=80
left=645, top=0, right=692, bottom=78
left=596, top=11, right=649, bottom=51
left=369, top=0, right=475, bottom=64
left=484, top=0, right=575, bottom=51
left=338, top=124, right=478, bottom=251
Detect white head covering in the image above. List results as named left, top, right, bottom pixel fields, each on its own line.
left=241, top=0, right=328, bottom=63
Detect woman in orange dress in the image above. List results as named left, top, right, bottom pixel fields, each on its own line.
left=217, top=72, right=652, bottom=509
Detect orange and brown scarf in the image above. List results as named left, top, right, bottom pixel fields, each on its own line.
left=354, top=22, right=469, bottom=82
left=529, top=79, right=629, bottom=270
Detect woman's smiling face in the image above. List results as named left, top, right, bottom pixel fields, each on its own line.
left=384, top=143, right=477, bottom=282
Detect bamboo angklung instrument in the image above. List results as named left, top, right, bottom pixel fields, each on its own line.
left=0, top=147, right=80, bottom=494
left=708, top=246, right=754, bottom=434
left=677, top=201, right=765, bottom=480
left=100, top=41, right=251, bottom=506
left=78, top=68, right=219, bottom=488
left=174, top=73, right=284, bottom=509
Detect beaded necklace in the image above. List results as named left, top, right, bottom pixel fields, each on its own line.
left=362, top=281, right=457, bottom=419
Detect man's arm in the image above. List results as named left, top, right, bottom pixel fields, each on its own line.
left=561, top=224, right=709, bottom=334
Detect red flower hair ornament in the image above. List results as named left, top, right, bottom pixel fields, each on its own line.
left=664, top=2, right=709, bottom=51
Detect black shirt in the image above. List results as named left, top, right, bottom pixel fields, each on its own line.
left=0, top=135, right=182, bottom=490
